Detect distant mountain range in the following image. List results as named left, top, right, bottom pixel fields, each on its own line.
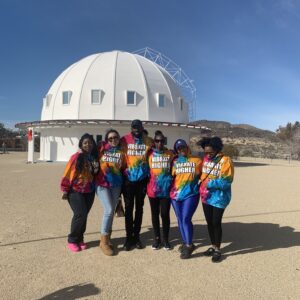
left=189, top=120, right=289, bottom=159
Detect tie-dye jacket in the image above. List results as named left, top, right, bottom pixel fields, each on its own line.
left=60, top=152, right=95, bottom=193
left=95, top=142, right=125, bottom=188
left=170, top=155, right=202, bottom=201
left=120, top=133, right=153, bottom=182
left=147, top=148, right=175, bottom=198
left=200, top=153, right=234, bottom=209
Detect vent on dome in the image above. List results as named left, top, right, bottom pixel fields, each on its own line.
left=179, top=97, right=183, bottom=111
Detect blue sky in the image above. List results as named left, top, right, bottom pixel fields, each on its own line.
left=0, top=0, right=300, bottom=131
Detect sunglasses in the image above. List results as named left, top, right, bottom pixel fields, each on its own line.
left=177, top=145, right=187, bottom=150
left=154, top=139, right=164, bottom=143
left=108, top=136, right=119, bottom=141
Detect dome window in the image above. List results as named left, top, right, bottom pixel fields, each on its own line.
left=91, top=89, right=102, bottom=105
left=43, top=94, right=52, bottom=108
left=46, top=94, right=52, bottom=107
left=126, top=91, right=136, bottom=105
left=157, top=94, right=165, bottom=107
left=62, top=91, right=72, bottom=105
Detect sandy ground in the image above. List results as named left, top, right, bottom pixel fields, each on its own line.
left=0, top=152, right=300, bottom=300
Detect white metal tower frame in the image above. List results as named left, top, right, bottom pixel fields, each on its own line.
left=133, top=47, right=196, bottom=121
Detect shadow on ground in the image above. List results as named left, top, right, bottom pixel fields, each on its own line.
left=2, top=210, right=300, bottom=260
left=234, top=161, right=269, bottom=167
left=38, top=283, right=100, bottom=299
left=87, top=220, right=300, bottom=260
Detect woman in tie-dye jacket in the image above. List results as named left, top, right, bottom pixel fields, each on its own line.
left=60, top=133, right=99, bottom=253
left=147, top=130, right=175, bottom=251
left=95, top=129, right=126, bottom=256
left=198, top=136, right=234, bottom=263
left=170, top=139, right=202, bottom=259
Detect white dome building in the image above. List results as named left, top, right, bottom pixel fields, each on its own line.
left=17, top=49, right=205, bottom=162
left=42, top=50, right=189, bottom=123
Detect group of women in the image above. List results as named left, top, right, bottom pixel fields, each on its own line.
left=60, top=126, right=234, bottom=263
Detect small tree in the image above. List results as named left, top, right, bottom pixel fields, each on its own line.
left=276, top=121, right=300, bottom=160
left=241, top=149, right=254, bottom=157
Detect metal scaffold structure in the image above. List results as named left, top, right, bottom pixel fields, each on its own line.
left=133, top=47, right=197, bottom=121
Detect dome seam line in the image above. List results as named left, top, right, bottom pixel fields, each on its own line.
left=77, top=53, right=104, bottom=119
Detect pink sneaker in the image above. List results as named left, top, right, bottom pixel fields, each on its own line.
left=67, top=242, right=81, bottom=252
left=79, top=242, right=88, bottom=250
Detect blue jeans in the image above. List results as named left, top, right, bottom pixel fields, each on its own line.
left=171, top=195, right=199, bottom=245
left=96, top=185, right=122, bottom=235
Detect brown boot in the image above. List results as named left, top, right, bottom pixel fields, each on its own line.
left=100, top=235, right=113, bottom=256
left=108, top=232, right=113, bottom=250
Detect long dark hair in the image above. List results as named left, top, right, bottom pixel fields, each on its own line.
left=76, top=133, right=98, bottom=172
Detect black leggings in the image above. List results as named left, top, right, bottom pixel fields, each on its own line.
left=202, top=203, right=225, bottom=248
left=149, top=197, right=171, bottom=242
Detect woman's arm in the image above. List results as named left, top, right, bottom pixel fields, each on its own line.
left=60, top=153, right=77, bottom=194
left=207, top=156, right=234, bottom=190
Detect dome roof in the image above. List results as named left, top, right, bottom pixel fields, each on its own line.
left=41, top=51, right=189, bottom=123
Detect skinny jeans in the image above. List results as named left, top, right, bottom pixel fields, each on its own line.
left=96, top=185, right=122, bottom=235
left=68, top=191, right=95, bottom=243
left=171, top=195, right=199, bottom=245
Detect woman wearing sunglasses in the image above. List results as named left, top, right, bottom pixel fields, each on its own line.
left=95, top=129, right=125, bottom=256
left=170, top=139, right=202, bottom=259
left=147, top=131, right=175, bottom=250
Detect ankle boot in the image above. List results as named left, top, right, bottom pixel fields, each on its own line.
left=100, top=235, right=113, bottom=256
left=108, top=231, right=113, bottom=249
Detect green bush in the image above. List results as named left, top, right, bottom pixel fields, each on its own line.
left=223, top=144, right=239, bottom=159
left=241, top=149, right=254, bottom=157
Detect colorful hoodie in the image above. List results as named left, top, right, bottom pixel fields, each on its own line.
left=120, top=133, right=153, bottom=182
left=170, top=155, right=202, bottom=201
left=95, top=142, right=125, bottom=188
left=200, top=153, right=234, bottom=209
left=60, top=152, right=95, bottom=193
left=147, top=148, right=175, bottom=198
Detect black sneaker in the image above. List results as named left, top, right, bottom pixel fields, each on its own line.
left=152, top=238, right=161, bottom=250
left=212, top=250, right=222, bottom=263
left=123, top=238, right=132, bottom=251
left=203, top=247, right=215, bottom=257
left=135, top=238, right=144, bottom=249
left=178, top=243, right=185, bottom=253
left=180, top=244, right=195, bottom=259
left=178, top=243, right=195, bottom=253
left=163, top=241, right=172, bottom=251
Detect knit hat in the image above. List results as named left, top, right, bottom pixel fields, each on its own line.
left=131, top=119, right=143, bottom=128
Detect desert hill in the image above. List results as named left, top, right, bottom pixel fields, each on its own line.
left=189, top=120, right=290, bottom=159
